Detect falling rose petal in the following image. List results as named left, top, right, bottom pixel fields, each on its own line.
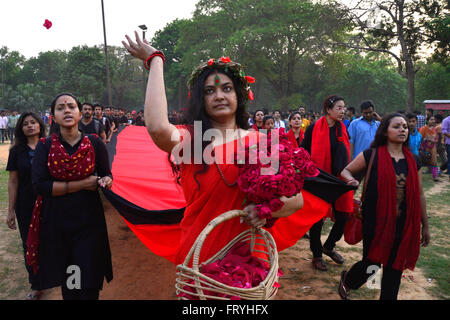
left=273, top=282, right=280, bottom=288
left=248, top=89, right=254, bottom=101
left=43, top=19, right=52, bottom=29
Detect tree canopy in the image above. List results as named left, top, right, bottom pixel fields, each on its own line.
left=0, top=0, right=448, bottom=114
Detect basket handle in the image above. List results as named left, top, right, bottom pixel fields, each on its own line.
left=186, top=209, right=259, bottom=272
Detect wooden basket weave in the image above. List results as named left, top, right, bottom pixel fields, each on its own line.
left=175, top=210, right=279, bottom=300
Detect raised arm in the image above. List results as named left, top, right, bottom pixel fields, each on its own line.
left=122, top=31, right=180, bottom=154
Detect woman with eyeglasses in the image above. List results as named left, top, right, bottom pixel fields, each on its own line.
left=6, top=112, right=46, bottom=300
left=300, top=95, right=354, bottom=272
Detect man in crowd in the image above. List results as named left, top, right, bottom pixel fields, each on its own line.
left=104, top=106, right=118, bottom=133
left=94, top=104, right=113, bottom=143
left=273, top=110, right=286, bottom=130
left=414, top=110, right=426, bottom=130
left=0, top=110, right=8, bottom=143
left=298, top=105, right=310, bottom=132
left=347, top=100, right=380, bottom=160
left=8, top=110, right=19, bottom=144
left=79, top=103, right=106, bottom=143
left=343, top=107, right=356, bottom=129
left=117, top=108, right=129, bottom=125
left=406, top=113, right=422, bottom=156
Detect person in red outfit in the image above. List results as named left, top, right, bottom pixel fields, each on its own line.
left=300, top=95, right=354, bottom=271
left=287, top=111, right=304, bottom=148
left=122, top=31, right=330, bottom=265
left=339, top=113, right=430, bottom=300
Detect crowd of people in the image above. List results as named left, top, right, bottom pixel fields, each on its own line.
left=2, top=31, right=449, bottom=301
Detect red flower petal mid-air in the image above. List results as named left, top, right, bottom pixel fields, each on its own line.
left=220, top=56, right=231, bottom=63
left=43, top=19, right=52, bottom=29
left=245, top=76, right=255, bottom=83
left=248, top=89, right=254, bottom=101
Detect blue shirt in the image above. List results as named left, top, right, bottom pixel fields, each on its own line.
left=347, top=117, right=380, bottom=159
left=409, top=129, right=422, bottom=156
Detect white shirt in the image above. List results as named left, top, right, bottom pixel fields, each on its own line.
left=0, top=116, right=8, bottom=129
left=274, top=119, right=285, bottom=129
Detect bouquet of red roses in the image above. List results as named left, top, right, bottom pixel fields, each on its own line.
left=236, top=130, right=319, bottom=223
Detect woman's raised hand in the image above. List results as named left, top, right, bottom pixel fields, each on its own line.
left=122, top=31, right=156, bottom=61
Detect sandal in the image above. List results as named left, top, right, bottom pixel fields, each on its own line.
left=26, top=290, right=42, bottom=300
left=338, top=271, right=350, bottom=300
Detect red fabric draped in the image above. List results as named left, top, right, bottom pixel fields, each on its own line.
left=26, top=134, right=96, bottom=274
left=286, top=129, right=304, bottom=148
left=310, top=116, right=353, bottom=213
left=368, top=145, right=422, bottom=271
left=110, top=128, right=330, bottom=265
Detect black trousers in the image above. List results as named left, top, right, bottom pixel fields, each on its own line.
left=309, top=210, right=349, bottom=258
left=344, top=235, right=403, bottom=300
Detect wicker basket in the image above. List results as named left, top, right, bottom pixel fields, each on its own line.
left=175, top=210, right=279, bottom=300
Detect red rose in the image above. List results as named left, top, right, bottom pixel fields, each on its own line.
left=245, top=76, right=255, bottom=83
left=43, top=19, right=52, bottom=29
left=269, top=198, right=284, bottom=212
left=220, top=56, right=231, bottom=63
left=207, top=58, right=215, bottom=66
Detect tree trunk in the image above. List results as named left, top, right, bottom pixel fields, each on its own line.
left=405, top=58, right=415, bottom=112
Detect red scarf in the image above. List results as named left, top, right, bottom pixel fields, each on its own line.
left=287, top=129, right=304, bottom=148
left=310, top=116, right=353, bottom=212
left=26, top=134, right=96, bottom=274
left=368, top=145, right=421, bottom=271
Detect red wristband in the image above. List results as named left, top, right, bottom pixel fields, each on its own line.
left=144, top=51, right=165, bottom=70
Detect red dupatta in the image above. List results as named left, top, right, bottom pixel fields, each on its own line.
left=310, top=116, right=353, bottom=213
left=26, top=133, right=96, bottom=274
left=286, top=129, right=304, bottom=148
left=368, top=145, right=422, bottom=271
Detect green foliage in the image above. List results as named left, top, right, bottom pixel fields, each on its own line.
left=416, top=60, right=450, bottom=108
left=0, top=0, right=447, bottom=114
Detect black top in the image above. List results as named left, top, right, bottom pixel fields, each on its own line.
left=6, top=144, right=38, bottom=241
left=78, top=118, right=105, bottom=136
left=361, top=148, right=422, bottom=239
left=300, top=121, right=349, bottom=176
left=31, top=133, right=113, bottom=290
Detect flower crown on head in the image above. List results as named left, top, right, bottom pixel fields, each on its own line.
left=187, top=56, right=255, bottom=101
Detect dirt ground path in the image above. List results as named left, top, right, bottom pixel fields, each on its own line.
left=0, top=143, right=441, bottom=300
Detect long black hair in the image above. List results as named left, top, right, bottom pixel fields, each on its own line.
left=171, top=66, right=250, bottom=187
left=371, top=113, right=409, bottom=148
left=11, top=112, right=46, bottom=151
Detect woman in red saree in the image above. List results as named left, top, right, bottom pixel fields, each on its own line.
left=122, top=32, right=330, bottom=267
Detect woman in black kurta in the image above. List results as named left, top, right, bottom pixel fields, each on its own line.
left=300, top=96, right=353, bottom=272
left=340, top=113, right=430, bottom=300
left=31, top=93, right=113, bottom=300
left=6, top=112, right=46, bottom=299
